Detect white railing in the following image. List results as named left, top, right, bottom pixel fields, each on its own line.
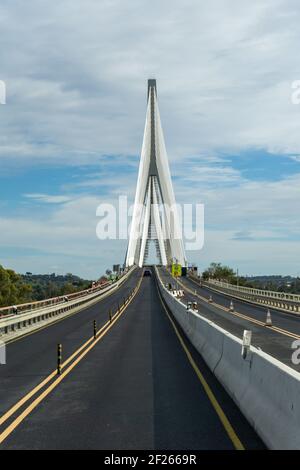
left=0, top=282, right=111, bottom=318
left=0, top=269, right=134, bottom=318
left=0, top=267, right=136, bottom=337
left=190, top=275, right=300, bottom=313
left=208, top=278, right=300, bottom=302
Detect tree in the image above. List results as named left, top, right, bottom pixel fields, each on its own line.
left=61, top=282, right=77, bottom=295
left=0, top=264, right=95, bottom=307
left=0, top=265, right=32, bottom=307
left=202, top=263, right=237, bottom=283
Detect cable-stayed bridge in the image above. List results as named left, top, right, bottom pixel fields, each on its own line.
left=0, top=81, right=299, bottom=451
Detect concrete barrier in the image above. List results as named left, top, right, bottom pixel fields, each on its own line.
left=190, top=275, right=300, bottom=315
left=0, top=266, right=136, bottom=341
left=156, top=267, right=300, bottom=449
left=0, top=268, right=134, bottom=318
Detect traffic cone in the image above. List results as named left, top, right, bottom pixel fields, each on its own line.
left=229, top=300, right=234, bottom=312
left=265, top=309, right=272, bottom=326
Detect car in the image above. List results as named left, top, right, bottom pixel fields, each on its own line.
left=143, top=269, right=152, bottom=277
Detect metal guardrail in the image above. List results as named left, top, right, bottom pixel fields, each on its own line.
left=0, top=268, right=135, bottom=337
left=189, top=275, right=300, bottom=314
left=0, top=282, right=109, bottom=318
left=0, top=269, right=135, bottom=318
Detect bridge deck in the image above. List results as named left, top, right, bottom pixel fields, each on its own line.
left=0, top=269, right=141, bottom=418
left=0, top=273, right=263, bottom=449
left=159, top=268, right=300, bottom=372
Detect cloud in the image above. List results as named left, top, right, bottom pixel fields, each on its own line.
left=174, top=163, right=242, bottom=185
left=0, top=165, right=299, bottom=277
left=0, top=195, right=127, bottom=277
left=1, top=0, right=300, bottom=167
left=1, top=0, right=300, bottom=276
left=231, top=231, right=255, bottom=241
left=24, top=193, right=74, bottom=204
left=176, top=170, right=300, bottom=236
left=188, top=228, right=300, bottom=276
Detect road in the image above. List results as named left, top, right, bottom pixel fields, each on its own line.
left=159, top=268, right=300, bottom=371
left=0, top=271, right=264, bottom=449
left=0, top=268, right=142, bottom=417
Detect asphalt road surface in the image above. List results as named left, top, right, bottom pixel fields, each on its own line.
left=159, top=268, right=300, bottom=371
left=0, top=271, right=264, bottom=450
left=0, top=268, right=142, bottom=417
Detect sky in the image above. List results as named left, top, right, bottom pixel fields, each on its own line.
left=1, top=0, right=300, bottom=278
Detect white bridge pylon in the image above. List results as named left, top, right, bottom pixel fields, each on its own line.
left=126, top=79, right=187, bottom=268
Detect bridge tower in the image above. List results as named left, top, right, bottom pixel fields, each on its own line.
left=125, top=79, right=186, bottom=268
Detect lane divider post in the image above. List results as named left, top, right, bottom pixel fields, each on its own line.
left=0, top=272, right=144, bottom=445
left=57, top=343, right=62, bottom=375
left=93, top=320, right=97, bottom=339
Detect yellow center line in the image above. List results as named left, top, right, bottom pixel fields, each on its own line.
left=155, top=279, right=244, bottom=451
left=5, top=273, right=134, bottom=346
left=269, top=325, right=299, bottom=340
left=0, top=277, right=141, bottom=426
left=0, top=277, right=143, bottom=445
left=0, top=320, right=110, bottom=427
left=175, top=276, right=300, bottom=341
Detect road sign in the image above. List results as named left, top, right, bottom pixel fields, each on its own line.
left=172, top=263, right=182, bottom=277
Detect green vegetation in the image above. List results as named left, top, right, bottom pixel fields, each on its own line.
left=244, top=275, right=300, bottom=294
left=202, top=262, right=300, bottom=294
left=0, top=265, right=32, bottom=307
left=21, top=272, right=92, bottom=301
left=0, top=265, right=93, bottom=308
left=202, top=263, right=241, bottom=284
